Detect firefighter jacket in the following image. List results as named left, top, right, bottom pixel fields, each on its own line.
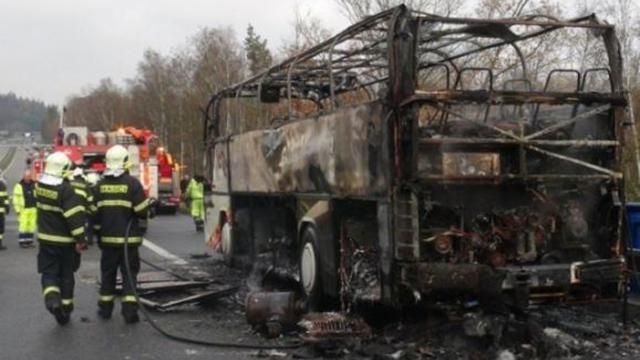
left=185, top=178, right=204, bottom=200
left=71, top=176, right=92, bottom=205
left=92, top=172, right=149, bottom=247
left=35, top=180, right=87, bottom=246
left=13, top=180, right=36, bottom=213
left=0, top=180, right=8, bottom=215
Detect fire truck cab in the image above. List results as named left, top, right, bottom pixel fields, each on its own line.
left=40, top=126, right=181, bottom=214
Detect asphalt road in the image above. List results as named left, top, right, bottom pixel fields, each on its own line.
left=0, top=147, right=254, bottom=360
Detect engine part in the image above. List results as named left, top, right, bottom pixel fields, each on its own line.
left=245, top=291, right=305, bottom=338
left=563, top=201, right=589, bottom=243
left=434, top=233, right=453, bottom=255
left=516, top=231, right=538, bottom=263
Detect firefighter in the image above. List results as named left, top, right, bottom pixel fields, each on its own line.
left=36, top=152, right=88, bottom=325
left=0, top=174, right=9, bottom=250
left=13, top=169, right=37, bottom=248
left=70, top=167, right=89, bottom=199
left=93, top=145, right=150, bottom=324
left=70, top=167, right=93, bottom=245
left=86, top=172, right=101, bottom=187
left=184, top=175, right=205, bottom=232
left=85, top=171, right=100, bottom=245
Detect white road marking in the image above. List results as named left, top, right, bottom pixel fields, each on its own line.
left=3, top=147, right=18, bottom=174
left=142, top=238, right=188, bottom=265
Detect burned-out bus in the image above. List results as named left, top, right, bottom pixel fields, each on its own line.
left=203, top=6, right=629, bottom=309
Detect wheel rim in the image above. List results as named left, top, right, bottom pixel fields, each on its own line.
left=221, top=223, right=232, bottom=257
left=301, top=242, right=317, bottom=295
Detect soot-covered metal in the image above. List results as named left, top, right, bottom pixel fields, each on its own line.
left=203, top=5, right=629, bottom=311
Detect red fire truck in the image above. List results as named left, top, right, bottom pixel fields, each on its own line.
left=36, top=126, right=181, bottom=214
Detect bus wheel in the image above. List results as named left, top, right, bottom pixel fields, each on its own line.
left=300, top=226, right=323, bottom=309
left=221, top=222, right=234, bottom=266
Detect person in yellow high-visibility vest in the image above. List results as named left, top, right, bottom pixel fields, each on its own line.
left=13, top=170, right=37, bottom=248
left=184, top=175, right=205, bottom=232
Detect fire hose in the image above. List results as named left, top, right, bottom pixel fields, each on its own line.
left=121, top=217, right=302, bottom=349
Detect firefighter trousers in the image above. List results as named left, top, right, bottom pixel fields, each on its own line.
left=99, top=246, right=140, bottom=311
left=18, top=207, right=37, bottom=244
left=37, top=244, right=81, bottom=308
left=190, top=198, right=204, bottom=229
left=0, top=214, right=5, bottom=248
left=86, top=219, right=94, bottom=245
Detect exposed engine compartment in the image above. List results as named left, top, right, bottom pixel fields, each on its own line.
left=418, top=185, right=616, bottom=269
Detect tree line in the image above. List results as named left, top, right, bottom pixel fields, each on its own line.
left=0, top=92, right=58, bottom=140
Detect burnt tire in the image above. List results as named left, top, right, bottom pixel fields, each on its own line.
left=299, top=226, right=323, bottom=310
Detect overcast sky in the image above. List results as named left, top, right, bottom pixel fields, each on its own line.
left=0, top=0, right=348, bottom=106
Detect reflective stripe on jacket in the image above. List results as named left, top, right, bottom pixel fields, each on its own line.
left=0, top=181, right=8, bottom=214
left=93, top=172, right=148, bottom=246
left=71, top=178, right=90, bottom=203
left=36, top=180, right=87, bottom=246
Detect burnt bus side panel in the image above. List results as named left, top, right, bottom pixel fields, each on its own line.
left=227, top=101, right=389, bottom=197
left=211, top=142, right=230, bottom=192
left=211, top=102, right=393, bottom=300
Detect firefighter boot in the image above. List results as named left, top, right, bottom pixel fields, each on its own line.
left=45, top=293, right=69, bottom=325
left=122, top=302, right=139, bottom=324
left=62, top=301, right=74, bottom=315
left=97, top=301, right=114, bottom=320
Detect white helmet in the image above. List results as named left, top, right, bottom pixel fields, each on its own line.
left=44, top=152, right=72, bottom=178
left=86, top=172, right=100, bottom=185
left=105, top=145, right=130, bottom=173
left=72, top=167, right=84, bottom=178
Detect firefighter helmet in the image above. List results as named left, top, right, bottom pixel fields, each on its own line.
left=44, top=152, right=72, bottom=178
left=105, top=145, right=130, bottom=172
left=72, top=167, right=84, bottom=178
left=86, top=172, right=100, bottom=186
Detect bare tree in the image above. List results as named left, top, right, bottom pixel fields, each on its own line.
left=594, top=0, right=640, bottom=89
left=65, top=78, right=132, bottom=130
left=280, top=6, right=332, bottom=57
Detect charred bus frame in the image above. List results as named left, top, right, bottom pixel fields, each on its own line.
left=204, top=6, right=629, bottom=308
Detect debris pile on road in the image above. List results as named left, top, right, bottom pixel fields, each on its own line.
left=299, top=312, right=372, bottom=344
left=111, top=268, right=238, bottom=311
left=340, top=304, right=640, bottom=360
left=136, top=255, right=640, bottom=359
left=218, top=253, right=638, bottom=359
